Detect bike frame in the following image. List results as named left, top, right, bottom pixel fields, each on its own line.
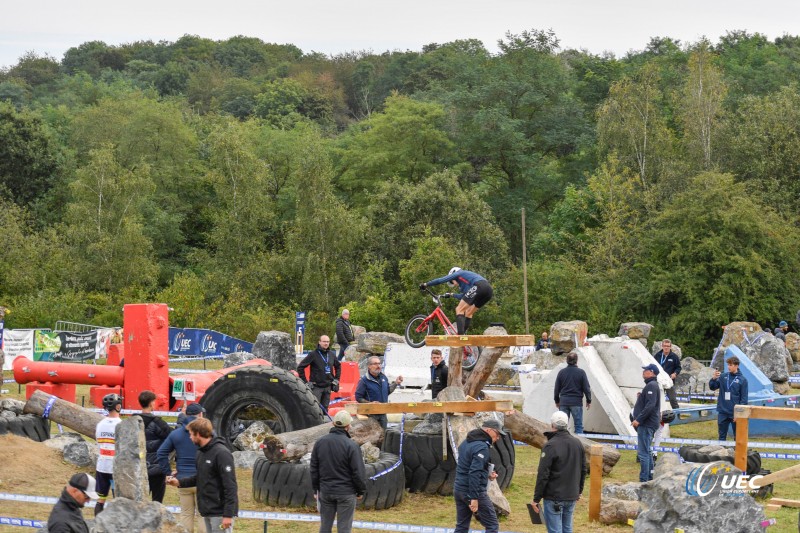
left=415, top=289, right=457, bottom=335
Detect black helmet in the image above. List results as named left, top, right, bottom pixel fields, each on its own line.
left=102, top=393, right=123, bottom=412
left=661, top=410, right=676, bottom=424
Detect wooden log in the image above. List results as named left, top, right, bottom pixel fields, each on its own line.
left=767, top=498, right=800, bottom=508
left=447, top=344, right=463, bottom=389
left=344, top=400, right=513, bottom=416
left=589, top=445, right=603, bottom=521
left=261, top=417, right=384, bottom=462
left=463, top=347, right=505, bottom=399
left=426, top=335, right=535, bottom=347
left=502, top=408, right=620, bottom=475
left=750, top=464, right=800, bottom=488
left=23, top=390, right=102, bottom=439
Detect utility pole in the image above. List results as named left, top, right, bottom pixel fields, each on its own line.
left=521, top=209, right=529, bottom=334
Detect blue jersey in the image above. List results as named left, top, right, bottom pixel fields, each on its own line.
left=426, top=270, right=486, bottom=299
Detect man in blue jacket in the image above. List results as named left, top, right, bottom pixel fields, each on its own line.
left=632, top=364, right=661, bottom=482
left=157, top=403, right=204, bottom=533
left=709, top=355, right=749, bottom=441
left=453, top=419, right=506, bottom=533
left=355, top=356, right=402, bottom=429
left=553, top=352, right=591, bottom=434
left=420, top=267, right=493, bottom=335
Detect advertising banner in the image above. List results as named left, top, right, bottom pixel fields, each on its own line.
left=168, top=328, right=252, bottom=357
left=34, top=331, right=98, bottom=362
left=2, top=330, right=35, bottom=370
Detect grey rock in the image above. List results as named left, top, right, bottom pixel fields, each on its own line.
left=252, top=331, right=296, bottom=371
left=361, top=442, right=381, bottom=463
left=113, top=416, right=149, bottom=501
left=0, top=398, right=25, bottom=414
left=357, top=332, right=405, bottom=354
left=785, top=332, right=800, bottom=363
left=64, top=440, right=97, bottom=467
left=653, top=451, right=682, bottom=479
left=44, top=432, right=86, bottom=453
left=486, top=363, right=519, bottom=386
left=674, top=357, right=715, bottom=393
left=774, top=381, right=791, bottom=395
left=232, top=450, right=262, bottom=469
left=0, top=410, right=15, bottom=419
left=550, top=321, right=588, bottom=355
left=619, top=323, right=653, bottom=340
left=602, top=482, right=642, bottom=501
left=223, top=351, right=257, bottom=368
left=342, top=344, right=360, bottom=362
left=232, top=420, right=273, bottom=451
left=351, top=325, right=367, bottom=338
left=522, top=349, right=566, bottom=370
left=739, top=335, right=790, bottom=382
left=483, top=325, right=508, bottom=336
left=650, top=341, right=683, bottom=359
left=412, top=413, right=445, bottom=435
left=92, top=497, right=187, bottom=533
left=599, top=497, right=641, bottom=525
left=635, top=461, right=766, bottom=533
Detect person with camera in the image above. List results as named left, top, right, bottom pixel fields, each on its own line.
left=531, top=411, right=586, bottom=533
left=298, top=335, right=341, bottom=411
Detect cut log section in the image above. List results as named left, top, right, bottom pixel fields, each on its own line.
left=261, top=417, right=385, bottom=462
left=23, top=390, right=102, bottom=439
left=463, top=346, right=505, bottom=399
left=426, top=335, right=534, bottom=347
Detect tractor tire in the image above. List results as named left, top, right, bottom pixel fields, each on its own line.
left=252, top=452, right=404, bottom=510
left=382, top=427, right=514, bottom=495
left=200, top=365, right=324, bottom=447
left=0, top=414, right=50, bottom=442
left=678, top=445, right=762, bottom=476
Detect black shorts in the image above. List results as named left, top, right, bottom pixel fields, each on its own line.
left=95, top=471, right=113, bottom=497
left=462, top=280, right=493, bottom=308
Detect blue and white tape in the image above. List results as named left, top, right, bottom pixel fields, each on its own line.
left=573, top=432, right=800, bottom=450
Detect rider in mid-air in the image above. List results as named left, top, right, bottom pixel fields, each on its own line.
left=420, top=267, right=493, bottom=335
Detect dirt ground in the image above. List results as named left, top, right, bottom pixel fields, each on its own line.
left=0, top=434, right=84, bottom=495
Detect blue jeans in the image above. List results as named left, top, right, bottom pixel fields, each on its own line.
left=337, top=342, right=349, bottom=362
left=718, top=416, right=737, bottom=441
left=637, top=425, right=656, bottom=482
left=454, top=491, right=498, bottom=533
left=559, top=405, right=584, bottom=434
left=542, top=499, right=576, bottom=533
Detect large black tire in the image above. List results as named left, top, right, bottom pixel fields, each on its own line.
left=251, top=452, right=404, bottom=510
left=200, top=365, right=324, bottom=447
left=0, top=414, right=50, bottom=442
left=678, top=445, right=762, bottom=476
left=382, top=427, right=515, bottom=495
left=405, top=315, right=432, bottom=348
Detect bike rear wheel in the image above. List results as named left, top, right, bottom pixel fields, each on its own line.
left=462, top=346, right=481, bottom=370
left=405, top=315, right=433, bottom=348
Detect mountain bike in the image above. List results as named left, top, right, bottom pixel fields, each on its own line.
left=404, top=287, right=481, bottom=370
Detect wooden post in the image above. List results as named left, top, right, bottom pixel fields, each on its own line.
left=589, top=445, right=603, bottom=521
left=734, top=405, right=750, bottom=472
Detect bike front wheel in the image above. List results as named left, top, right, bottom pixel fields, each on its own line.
left=405, top=314, right=433, bottom=348
left=462, top=346, right=482, bottom=371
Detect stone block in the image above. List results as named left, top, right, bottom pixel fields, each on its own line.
left=786, top=332, right=800, bottom=362
left=232, top=450, right=262, bottom=469
left=64, top=440, right=97, bottom=467
left=357, top=332, right=405, bottom=354
left=549, top=321, right=588, bottom=355
left=618, top=323, right=653, bottom=339
left=252, top=331, right=295, bottom=371
left=233, top=420, right=273, bottom=451
left=92, top=497, right=186, bottom=533
left=113, top=416, right=149, bottom=501
left=223, top=351, right=257, bottom=368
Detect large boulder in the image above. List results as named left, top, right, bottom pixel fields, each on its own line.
left=252, top=331, right=295, bottom=371
left=64, top=440, right=97, bottom=467
left=44, top=432, right=85, bottom=453
left=233, top=420, right=273, bottom=451
left=92, top=497, right=186, bottom=533
left=635, top=456, right=766, bottom=533
left=715, top=322, right=762, bottom=368
left=342, top=344, right=361, bottom=362
left=785, top=332, right=800, bottom=363
left=232, top=450, right=262, bottom=469
left=352, top=325, right=367, bottom=338
left=522, top=349, right=566, bottom=369
left=113, top=416, right=149, bottom=501
left=650, top=341, right=683, bottom=359
left=549, top=321, right=588, bottom=355
left=486, top=363, right=519, bottom=387
left=356, top=332, right=404, bottom=355
left=673, top=357, right=715, bottom=393
left=223, top=351, right=257, bottom=368
left=600, top=498, right=640, bottom=525
left=0, top=398, right=25, bottom=414
left=737, top=334, right=790, bottom=383
left=618, top=323, right=653, bottom=340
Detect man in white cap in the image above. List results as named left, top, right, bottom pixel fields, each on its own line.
left=310, top=410, right=367, bottom=533
left=47, top=472, right=99, bottom=532
left=531, top=412, right=586, bottom=533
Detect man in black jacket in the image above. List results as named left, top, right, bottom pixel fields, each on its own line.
left=335, top=309, right=355, bottom=361
left=632, top=364, right=661, bottom=482
left=310, top=410, right=367, bottom=533
left=168, top=418, right=238, bottom=533
left=137, top=390, right=171, bottom=503
left=430, top=349, right=448, bottom=399
left=553, top=352, right=591, bottom=434
left=652, top=339, right=681, bottom=409
left=47, top=473, right=99, bottom=533
left=531, top=411, right=586, bottom=533
left=297, top=335, right=341, bottom=410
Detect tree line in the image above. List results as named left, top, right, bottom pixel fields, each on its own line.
left=1, top=29, right=799, bottom=355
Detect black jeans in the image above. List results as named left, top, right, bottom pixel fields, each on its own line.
left=454, top=490, right=498, bottom=533
left=319, top=493, right=357, bottom=533
left=311, top=385, right=332, bottom=410
left=148, top=473, right=166, bottom=503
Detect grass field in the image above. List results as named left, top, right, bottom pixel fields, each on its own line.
left=2, top=362, right=800, bottom=532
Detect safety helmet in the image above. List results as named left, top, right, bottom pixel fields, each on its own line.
left=102, top=393, right=123, bottom=412
left=449, top=267, right=462, bottom=275
left=661, top=410, right=676, bottom=424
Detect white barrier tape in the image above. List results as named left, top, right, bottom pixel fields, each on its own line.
left=88, top=408, right=185, bottom=418
left=0, top=493, right=523, bottom=533
left=610, top=443, right=800, bottom=460
left=169, top=368, right=216, bottom=374
left=370, top=413, right=404, bottom=480
left=789, top=376, right=800, bottom=384
left=0, top=390, right=8, bottom=394
left=2, top=379, right=15, bottom=384
left=168, top=355, right=224, bottom=363
left=0, top=516, right=44, bottom=528
left=574, top=432, right=800, bottom=450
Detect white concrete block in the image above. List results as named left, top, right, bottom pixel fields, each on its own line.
left=383, top=342, right=450, bottom=390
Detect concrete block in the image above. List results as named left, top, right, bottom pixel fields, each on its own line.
left=383, top=342, right=450, bottom=390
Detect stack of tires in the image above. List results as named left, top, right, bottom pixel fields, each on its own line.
left=251, top=452, right=405, bottom=510
left=678, top=444, right=762, bottom=476
left=381, top=427, right=515, bottom=495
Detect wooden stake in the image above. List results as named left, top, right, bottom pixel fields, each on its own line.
left=589, top=445, right=603, bottom=521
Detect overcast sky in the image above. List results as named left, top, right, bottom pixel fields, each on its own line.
left=2, top=0, right=799, bottom=68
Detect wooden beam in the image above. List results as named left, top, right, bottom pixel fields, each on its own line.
left=766, top=497, right=800, bottom=508
left=734, top=417, right=749, bottom=472
left=588, top=445, right=603, bottom=522
left=751, top=464, right=800, bottom=488
left=735, top=405, right=800, bottom=422
left=425, top=334, right=535, bottom=347
left=344, top=400, right=514, bottom=415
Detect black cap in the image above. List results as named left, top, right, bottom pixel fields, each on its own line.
left=69, top=473, right=99, bottom=499
left=481, top=419, right=508, bottom=436
left=186, top=403, right=206, bottom=415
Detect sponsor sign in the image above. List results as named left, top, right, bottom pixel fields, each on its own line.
left=2, top=330, right=36, bottom=370
left=168, top=328, right=252, bottom=357
left=34, top=331, right=98, bottom=362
